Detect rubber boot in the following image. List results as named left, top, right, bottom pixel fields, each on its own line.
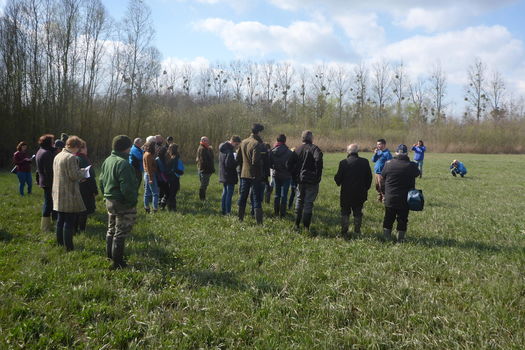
left=238, top=205, right=246, bottom=222
left=383, top=228, right=392, bottom=242
left=341, top=215, right=350, bottom=240
left=294, top=209, right=303, bottom=231
left=303, top=213, right=313, bottom=234
left=288, top=188, right=296, bottom=209
left=41, top=216, right=52, bottom=233
left=397, top=231, right=406, bottom=243
left=353, top=215, right=363, bottom=239
left=111, top=239, right=127, bottom=269
left=106, top=236, right=114, bottom=260
left=255, top=208, right=263, bottom=225
left=273, top=199, right=280, bottom=217
left=199, top=188, right=206, bottom=201
left=280, top=201, right=287, bottom=218
left=63, top=226, right=74, bottom=251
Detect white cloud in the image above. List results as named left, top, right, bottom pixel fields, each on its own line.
left=377, top=25, right=525, bottom=86
left=267, top=0, right=517, bottom=32
left=334, top=13, right=385, bottom=57
left=195, top=18, right=353, bottom=61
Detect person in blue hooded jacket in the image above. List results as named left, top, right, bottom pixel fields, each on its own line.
left=450, top=160, right=467, bottom=177
left=411, top=140, right=426, bottom=178
left=371, top=138, right=392, bottom=202
left=129, top=138, right=144, bottom=188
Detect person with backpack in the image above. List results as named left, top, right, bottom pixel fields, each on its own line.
left=218, top=136, right=241, bottom=215
left=13, top=141, right=34, bottom=196
left=99, top=135, right=138, bottom=269
left=165, top=144, right=185, bottom=212
left=287, top=130, right=323, bottom=233
left=381, top=144, right=420, bottom=243
left=269, top=134, right=293, bottom=217
left=334, top=144, right=372, bottom=239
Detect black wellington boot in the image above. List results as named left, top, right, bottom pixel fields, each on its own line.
left=255, top=208, right=263, bottom=225
left=111, top=239, right=127, bottom=269
left=106, top=236, right=113, bottom=260
left=341, top=215, right=350, bottom=240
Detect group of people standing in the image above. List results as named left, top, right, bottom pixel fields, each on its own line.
left=13, top=124, right=442, bottom=269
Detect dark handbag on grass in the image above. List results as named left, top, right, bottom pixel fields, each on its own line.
left=10, top=166, right=17, bottom=174
left=407, top=189, right=424, bottom=211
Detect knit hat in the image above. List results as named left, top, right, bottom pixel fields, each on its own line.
left=396, top=144, right=408, bottom=155
left=112, top=135, right=132, bottom=152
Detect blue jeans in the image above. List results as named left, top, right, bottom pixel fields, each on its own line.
left=42, top=186, right=53, bottom=217
left=239, top=178, right=264, bottom=211
left=274, top=178, right=291, bottom=203
left=416, top=160, right=424, bottom=176
left=221, top=183, right=235, bottom=215
left=144, top=173, right=159, bottom=210
left=17, top=171, right=32, bottom=196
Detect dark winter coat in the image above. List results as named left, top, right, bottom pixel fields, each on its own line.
left=238, top=134, right=265, bottom=180
left=270, top=144, right=292, bottom=180
left=77, top=153, right=98, bottom=214
left=334, top=153, right=372, bottom=208
left=287, top=142, right=323, bottom=184
left=381, top=155, right=420, bottom=209
left=36, top=146, right=55, bottom=188
left=218, top=141, right=238, bottom=184
left=196, top=144, right=215, bottom=174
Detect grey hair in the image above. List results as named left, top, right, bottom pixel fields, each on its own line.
left=347, top=144, right=359, bottom=154
left=200, top=136, right=209, bottom=142
left=134, top=138, right=142, bottom=145
left=146, top=136, right=156, bottom=144
left=301, top=130, right=313, bottom=143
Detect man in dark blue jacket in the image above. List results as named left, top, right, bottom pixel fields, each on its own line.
left=129, top=138, right=144, bottom=188
left=218, top=135, right=241, bottom=215
left=381, top=144, right=420, bottom=243
left=372, top=138, right=392, bottom=202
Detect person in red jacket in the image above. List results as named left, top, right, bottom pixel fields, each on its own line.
left=13, top=141, right=34, bottom=196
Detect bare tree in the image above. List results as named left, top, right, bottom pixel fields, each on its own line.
left=408, top=77, right=428, bottom=124
left=429, top=63, right=447, bottom=123
left=261, top=60, right=275, bottom=105
left=486, top=70, right=506, bottom=122
left=352, top=62, right=368, bottom=119
left=330, top=64, right=350, bottom=127
left=244, top=61, right=258, bottom=107
left=229, top=60, right=244, bottom=101
left=464, top=58, right=488, bottom=122
left=311, top=63, right=330, bottom=120
left=276, top=61, right=294, bottom=116
left=371, top=60, right=392, bottom=121
left=211, top=63, right=228, bottom=102
left=122, top=0, right=155, bottom=134
left=392, top=62, right=407, bottom=118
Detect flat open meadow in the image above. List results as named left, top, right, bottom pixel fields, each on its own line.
left=0, top=152, right=524, bottom=349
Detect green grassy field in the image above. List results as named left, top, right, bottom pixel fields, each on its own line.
left=1, top=152, right=524, bottom=349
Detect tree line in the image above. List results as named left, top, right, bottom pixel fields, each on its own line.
left=1, top=0, right=525, bottom=167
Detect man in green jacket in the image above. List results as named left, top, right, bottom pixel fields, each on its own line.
left=99, top=135, right=138, bottom=269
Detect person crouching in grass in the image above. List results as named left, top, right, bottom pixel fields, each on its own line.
left=99, top=135, right=138, bottom=269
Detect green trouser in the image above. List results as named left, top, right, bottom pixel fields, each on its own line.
left=106, top=199, right=136, bottom=266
